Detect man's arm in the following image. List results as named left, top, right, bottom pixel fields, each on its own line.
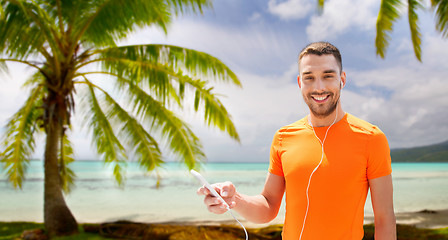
left=369, top=174, right=396, bottom=240
left=197, top=172, right=285, bottom=224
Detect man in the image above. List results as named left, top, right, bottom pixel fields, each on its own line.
left=198, top=42, right=396, bottom=239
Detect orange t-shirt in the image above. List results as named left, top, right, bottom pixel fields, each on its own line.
left=269, top=113, right=392, bottom=240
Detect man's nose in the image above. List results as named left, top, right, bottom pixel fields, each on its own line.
left=314, top=78, right=325, bottom=92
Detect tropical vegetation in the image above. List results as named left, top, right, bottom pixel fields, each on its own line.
left=0, top=0, right=240, bottom=237
left=391, top=139, right=448, bottom=162
left=317, top=0, right=448, bottom=61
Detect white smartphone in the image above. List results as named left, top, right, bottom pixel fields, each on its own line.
left=190, top=170, right=229, bottom=210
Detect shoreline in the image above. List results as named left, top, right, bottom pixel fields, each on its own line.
left=387, top=209, right=448, bottom=229
left=364, top=209, right=448, bottom=229
left=6, top=209, right=445, bottom=229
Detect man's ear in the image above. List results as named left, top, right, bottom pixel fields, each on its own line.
left=340, top=71, right=346, bottom=89
left=297, top=75, right=301, bottom=89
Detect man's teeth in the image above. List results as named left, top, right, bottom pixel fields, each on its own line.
left=313, top=95, right=327, bottom=101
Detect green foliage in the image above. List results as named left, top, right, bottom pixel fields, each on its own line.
left=435, top=227, right=448, bottom=236
left=318, top=0, right=448, bottom=61
left=408, top=0, right=423, bottom=61
left=83, top=83, right=127, bottom=185
left=0, top=222, right=43, bottom=240
left=376, top=0, right=403, bottom=59
left=1, top=84, right=43, bottom=188
left=0, top=0, right=240, bottom=189
left=375, top=0, right=448, bottom=61
left=433, top=0, right=448, bottom=37
left=59, top=134, right=76, bottom=194
left=391, top=139, right=448, bottom=162
left=103, top=92, right=163, bottom=173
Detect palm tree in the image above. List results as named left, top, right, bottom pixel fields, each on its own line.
left=0, top=0, right=240, bottom=237
left=317, top=0, right=448, bottom=61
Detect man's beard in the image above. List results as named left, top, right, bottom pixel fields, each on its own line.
left=303, top=90, right=340, bottom=119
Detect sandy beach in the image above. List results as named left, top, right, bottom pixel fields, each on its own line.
left=2, top=161, right=447, bottom=239
left=380, top=209, right=448, bottom=229
left=172, top=208, right=448, bottom=229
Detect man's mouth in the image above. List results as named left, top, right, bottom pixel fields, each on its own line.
left=312, top=94, right=330, bottom=102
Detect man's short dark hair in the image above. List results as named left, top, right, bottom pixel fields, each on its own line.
left=299, top=42, right=343, bottom=73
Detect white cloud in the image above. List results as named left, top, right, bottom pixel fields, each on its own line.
left=422, top=36, right=448, bottom=67
left=306, top=0, right=377, bottom=41
left=343, top=34, right=448, bottom=148
left=249, top=12, right=262, bottom=22
left=186, top=64, right=308, bottom=162
left=267, top=0, right=313, bottom=21
left=122, top=19, right=295, bottom=73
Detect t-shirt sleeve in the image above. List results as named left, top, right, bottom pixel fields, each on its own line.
left=268, top=130, right=284, bottom=177
left=366, top=128, right=392, bottom=179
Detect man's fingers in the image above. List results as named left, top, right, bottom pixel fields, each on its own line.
left=204, top=195, right=229, bottom=214
left=204, top=195, right=223, bottom=206
left=196, top=186, right=211, bottom=196
left=195, top=181, right=237, bottom=214
left=207, top=204, right=228, bottom=214
left=220, top=181, right=235, bottom=197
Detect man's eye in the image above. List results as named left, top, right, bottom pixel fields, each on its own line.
left=324, top=75, right=334, bottom=78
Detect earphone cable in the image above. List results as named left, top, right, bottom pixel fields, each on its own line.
left=228, top=208, right=248, bottom=240
left=299, top=108, right=338, bottom=240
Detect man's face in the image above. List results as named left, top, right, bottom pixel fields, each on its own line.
left=298, top=54, right=346, bottom=119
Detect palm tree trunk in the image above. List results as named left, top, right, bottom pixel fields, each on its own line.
left=44, top=112, right=78, bottom=237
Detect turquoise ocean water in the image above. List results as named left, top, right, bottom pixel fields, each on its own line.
left=1, top=161, right=447, bottom=224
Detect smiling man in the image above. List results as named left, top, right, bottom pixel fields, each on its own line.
left=198, top=42, right=396, bottom=240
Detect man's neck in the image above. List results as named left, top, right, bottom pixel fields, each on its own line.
left=308, top=106, right=345, bottom=127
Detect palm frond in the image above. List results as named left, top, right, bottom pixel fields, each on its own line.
left=59, top=133, right=76, bottom=194
left=432, top=0, right=448, bottom=37
left=82, top=82, right=127, bottom=186
left=408, top=0, right=423, bottom=61
left=101, top=89, right=164, bottom=172
left=162, top=45, right=241, bottom=87
left=179, top=76, right=240, bottom=142
left=96, top=54, right=180, bottom=106
left=1, top=84, right=44, bottom=188
left=376, top=0, right=403, bottom=59
left=0, top=2, right=47, bottom=59
left=22, top=68, right=46, bottom=88
left=91, top=44, right=241, bottom=112
left=317, top=0, right=325, bottom=14
left=167, top=0, right=212, bottom=15
left=97, top=44, right=241, bottom=86
left=75, top=0, right=171, bottom=47
left=118, top=79, right=205, bottom=169
left=90, top=44, right=240, bottom=142
left=0, top=58, right=8, bottom=75
left=0, top=59, right=47, bottom=83
left=14, top=0, right=61, bottom=48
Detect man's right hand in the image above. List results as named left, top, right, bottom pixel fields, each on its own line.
left=196, top=181, right=238, bottom=214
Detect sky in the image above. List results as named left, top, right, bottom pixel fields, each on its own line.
left=1, top=0, right=448, bottom=163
